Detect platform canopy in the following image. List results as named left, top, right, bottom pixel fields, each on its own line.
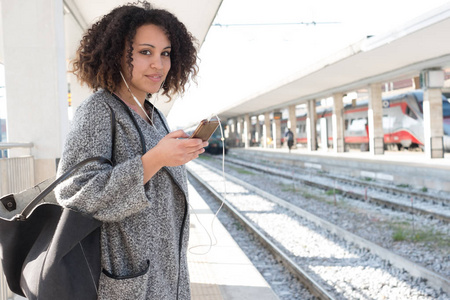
left=64, top=0, right=221, bottom=45
left=217, top=3, right=450, bottom=119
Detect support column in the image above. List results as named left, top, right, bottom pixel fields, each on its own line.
left=2, top=0, right=68, bottom=183
left=332, top=93, right=345, bottom=152
left=273, top=111, right=282, bottom=148
left=263, top=112, right=272, bottom=148
left=424, top=88, right=444, bottom=158
left=306, top=100, right=317, bottom=151
left=319, top=117, right=328, bottom=151
left=368, top=83, right=384, bottom=155
left=288, top=105, right=297, bottom=149
left=236, top=118, right=242, bottom=147
left=237, top=118, right=244, bottom=147
left=232, top=118, right=238, bottom=147
left=255, top=115, right=262, bottom=146
left=243, top=114, right=251, bottom=149
left=227, top=119, right=236, bottom=147
left=422, top=69, right=445, bottom=158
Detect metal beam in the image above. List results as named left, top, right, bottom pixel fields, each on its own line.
left=63, top=0, right=88, bottom=31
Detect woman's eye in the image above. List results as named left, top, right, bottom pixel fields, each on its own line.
left=140, top=50, right=151, bottom=55
left=162, top=51, right=171, bottom=57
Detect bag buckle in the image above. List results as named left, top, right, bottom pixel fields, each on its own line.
left=1, top=194, right=17, bottom=212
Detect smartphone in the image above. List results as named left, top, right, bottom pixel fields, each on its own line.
left=189, top=119, right=220, bottom=141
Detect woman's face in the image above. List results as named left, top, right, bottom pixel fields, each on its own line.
left=120, top=24, right=171, bottom=98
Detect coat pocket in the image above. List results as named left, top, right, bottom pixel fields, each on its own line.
left=98, top=260, right=150, bottom=300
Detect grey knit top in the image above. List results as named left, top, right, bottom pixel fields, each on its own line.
left=55, top=90, right=190, bottom=299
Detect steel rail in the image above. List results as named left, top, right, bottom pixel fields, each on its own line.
left=218, top=155, right=450, bottom=223
left=187, top=166, right=336, bottom=300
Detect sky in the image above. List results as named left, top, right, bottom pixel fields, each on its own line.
left=167, top=0, right=450, bottom=129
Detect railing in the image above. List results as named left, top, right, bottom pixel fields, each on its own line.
left=0, top=143, right=34, bottom=197
left=0, top=143, right=33, bottom=300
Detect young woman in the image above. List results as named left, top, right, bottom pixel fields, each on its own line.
left=56, top=2, right=205, bottom=299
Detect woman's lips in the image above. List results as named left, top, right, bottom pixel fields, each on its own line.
left=146, top=74, right=163, bottom=82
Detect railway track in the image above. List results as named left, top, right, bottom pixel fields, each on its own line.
left=211, top=154, right=450, bottom=223
left=187, top=160, right=450, bottom=299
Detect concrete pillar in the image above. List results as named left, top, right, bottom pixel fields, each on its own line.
left=306, top=100, right=317, bottom=151
left=229, top=118, right=237, bottom=147
left=319, top=117, right=328, bottom=151
left=63, top=0, right=90, bottom=113
left=236, top=118, right=241, bottom=147
left=2, top=0, right=68, bottom=183
left=243, top=114, right=251, bottom=148
left=332, top=93, right=345, bottom=152
left=413, top=76, right=421, bottom=90
left=422, top=69, right=445, bottom=158
left=368, top=83, right=384, bottom=155
left=424, top=88, right=444, bottom=158
left=273, top=111, right=282, bottom=148
left=287, top=105, right=297, bottom=149
left=263, top=112, right=272, bottom=148
left=255, top=115, right=262, bottom=145
left=238, top=118, right=245, bottom=147
left=0, top=2, right=3, bottom=65
left=225, top=119, right=232, bottom=147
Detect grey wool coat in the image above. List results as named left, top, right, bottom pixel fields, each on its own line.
left=55, top=90, right=191, bottom=300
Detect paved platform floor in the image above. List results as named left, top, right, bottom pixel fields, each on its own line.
left=236, top=145, right=450, bottom=168
left=187, top=183, right=279, bottom=300
left=229, top=146, right=450, bottom=193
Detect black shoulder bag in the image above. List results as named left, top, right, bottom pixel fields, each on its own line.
left=0, top=103, right=118, bottom=300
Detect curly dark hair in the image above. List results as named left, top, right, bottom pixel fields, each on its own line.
left=71, top=1, right=198, bottom=100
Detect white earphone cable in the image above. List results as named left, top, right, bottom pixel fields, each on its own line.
left=188, top=116, right=226, bottom=255
left=119, top=71, right=159, bottom=128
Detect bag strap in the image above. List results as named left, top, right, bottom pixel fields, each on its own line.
left=111, top=93, right=147, bottom=154
left=17, top=103, right=117, bottom=220
left=18, top=157, right=112, bottom=220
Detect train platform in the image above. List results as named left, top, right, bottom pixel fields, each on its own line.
left=227, top=146, right=450, bottom=193
left=233, top=145, right=450, bottom=166
left=187, top=183, right=279, bottom=300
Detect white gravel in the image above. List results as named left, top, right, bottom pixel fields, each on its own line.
left=209, top=153, right=450, bottom=279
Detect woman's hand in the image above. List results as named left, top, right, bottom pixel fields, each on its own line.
left=141, top=130, right=208, bottom=183
left=155, top=130, right=208, bottom=166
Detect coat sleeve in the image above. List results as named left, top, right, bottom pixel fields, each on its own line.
left=55, top=98, right=149, bottom=222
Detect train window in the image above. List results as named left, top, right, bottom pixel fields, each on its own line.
left=444, top=123, right=450, bottom=135
left=443, top=99, right=450, bottom=118
left=345, top=119, right=349, bottom=130
left=350, top=118, right=367, bottom=131
left=405, top=106, right=417, bottom=120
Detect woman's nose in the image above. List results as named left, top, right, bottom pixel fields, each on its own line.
left=151, top=56, right=163, bottom=69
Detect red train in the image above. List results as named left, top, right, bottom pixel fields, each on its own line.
left=277, top=91, right=450, bottom=151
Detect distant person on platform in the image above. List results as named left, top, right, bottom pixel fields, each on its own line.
left=285, top=128, right=294, bottom=153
